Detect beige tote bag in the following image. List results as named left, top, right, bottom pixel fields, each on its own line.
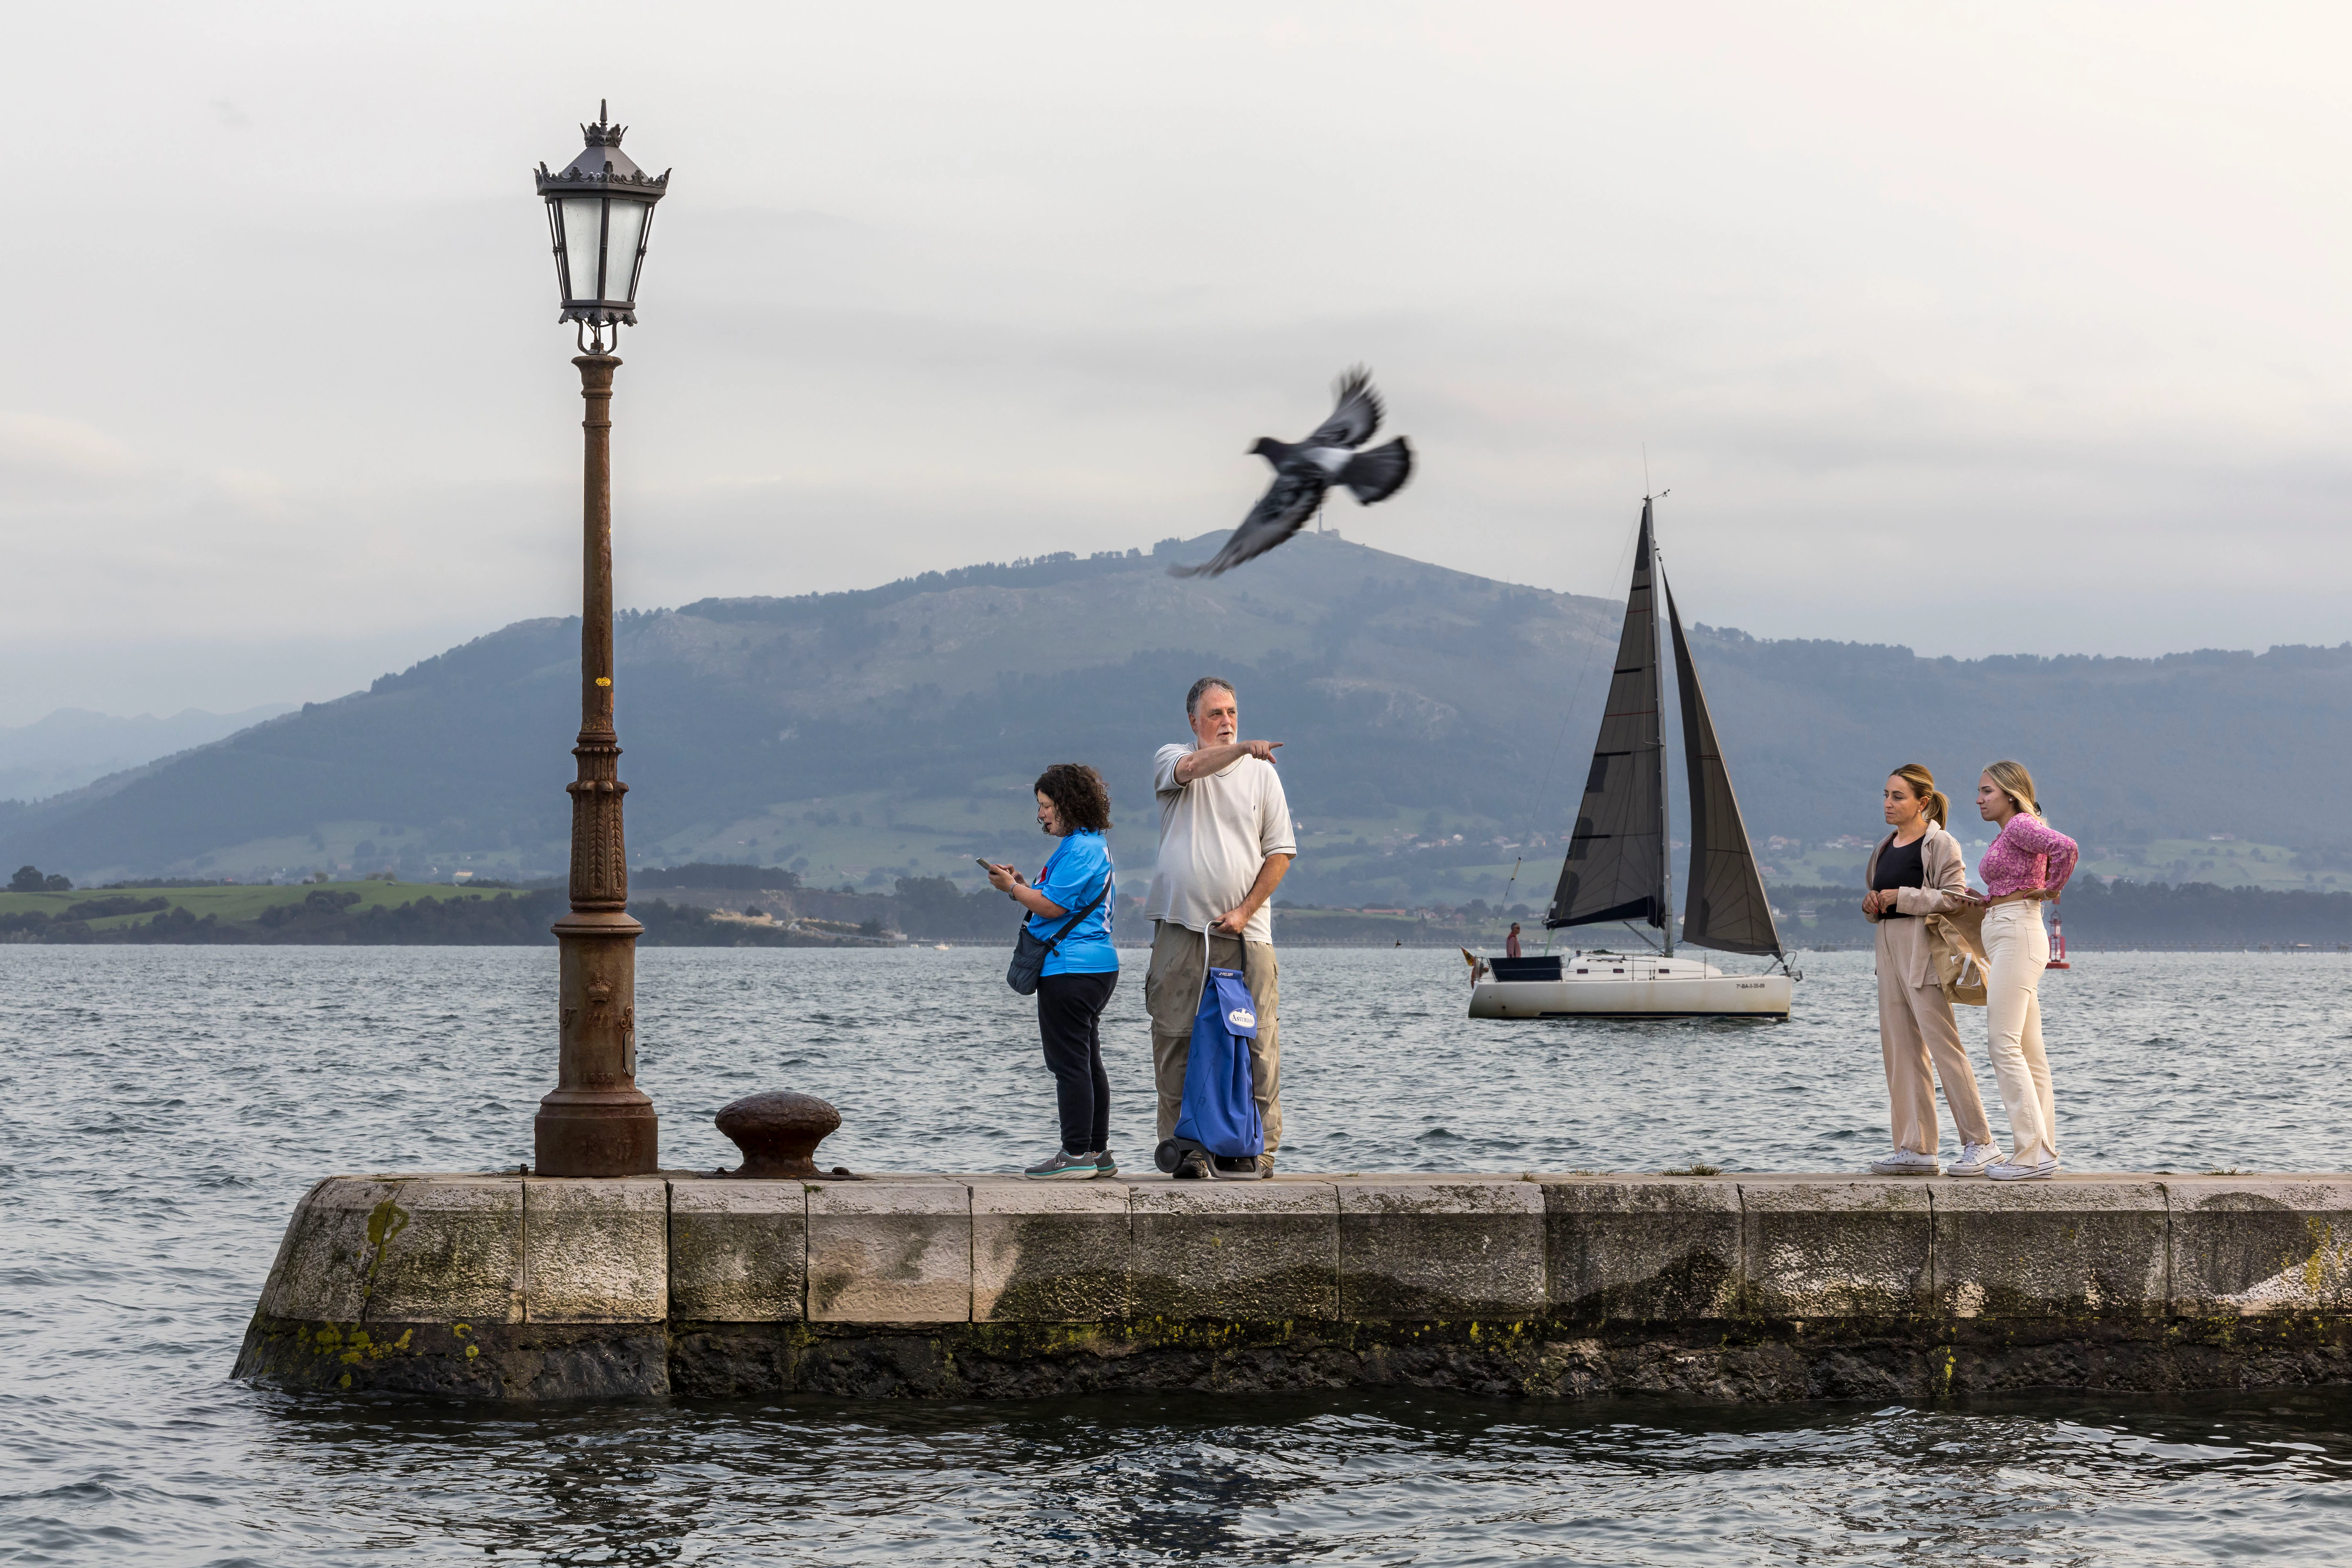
left=1923, top=903, right=1990, bottom=1006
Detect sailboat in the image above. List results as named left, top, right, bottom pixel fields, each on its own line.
left=1468, top=499, right=1795, bottom=1019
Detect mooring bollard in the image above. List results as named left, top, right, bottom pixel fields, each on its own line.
left=715, top=1090, right=862, bottom=1178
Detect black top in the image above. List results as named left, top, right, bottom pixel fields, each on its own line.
left=1873, top=835, right=1926, bottom=918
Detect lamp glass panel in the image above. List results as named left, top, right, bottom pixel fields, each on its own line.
left=603, top=200, right=649, bottom=303
left=560, top=199, right=605, bottom=300
left=544, top=202, right=567, bottom=300
left=628, top=207, right=657, bottom=300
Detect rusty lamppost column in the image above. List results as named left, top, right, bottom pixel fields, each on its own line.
left=531, top=105, right=668, bottom=1176
left=534, top=350, right=658, bottom=1175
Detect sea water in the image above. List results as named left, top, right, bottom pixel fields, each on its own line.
left=2, top=945, right=2348, bottom=1565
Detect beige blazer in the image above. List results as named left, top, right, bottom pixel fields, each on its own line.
left=1864, top=824, right=1971, bottom=988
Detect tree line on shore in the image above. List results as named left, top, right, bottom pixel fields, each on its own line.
left=7, top=860, right=2350, bottom=948
left=1773, top=878, right=2352, bottom=949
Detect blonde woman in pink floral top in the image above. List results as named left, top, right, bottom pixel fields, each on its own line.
left=1968, top=759, right=2078, bottom=1180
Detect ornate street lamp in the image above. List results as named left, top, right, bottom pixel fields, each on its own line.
left=531, top=104, right=669, bottom=1178
left=537, top=100, right=668, bottom=336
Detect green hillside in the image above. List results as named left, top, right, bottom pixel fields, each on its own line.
left=2, top=529, right=2348, bottom=906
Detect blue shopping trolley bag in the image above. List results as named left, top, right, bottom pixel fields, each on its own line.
left=1155, top=938, right=1263, bottom=1171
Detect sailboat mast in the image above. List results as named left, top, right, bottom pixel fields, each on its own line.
left=1647, top=501, right=1675, bottom=957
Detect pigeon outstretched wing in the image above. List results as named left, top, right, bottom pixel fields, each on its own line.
left=1303, top=366, right=1383, bottom=451
left=1168, top=466, right=1328, bottom=578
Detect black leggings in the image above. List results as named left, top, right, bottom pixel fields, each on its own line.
left=1036, top=969, right=1117, bottom=1154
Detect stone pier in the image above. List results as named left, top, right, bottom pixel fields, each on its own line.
left=232, top=1172, right=2352, bottom=1402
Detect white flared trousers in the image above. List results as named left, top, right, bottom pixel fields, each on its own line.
left=1982, top=901, right=2058, bottom=1164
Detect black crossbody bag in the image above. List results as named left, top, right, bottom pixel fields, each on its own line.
left=1005, top=872, right=1112, bottom=996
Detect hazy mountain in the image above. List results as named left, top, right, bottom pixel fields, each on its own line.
left=0, top=704, right=295, bottom=803
left=1, top=531, right=2345, bottom=903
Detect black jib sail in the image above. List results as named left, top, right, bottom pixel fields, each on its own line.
left=1666, top=585, right=1786, bottom=957
left=1547, top=501, right=1670, bottom=936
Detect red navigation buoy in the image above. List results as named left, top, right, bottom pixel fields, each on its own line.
left=2046, top=907, right=2071, bottom=971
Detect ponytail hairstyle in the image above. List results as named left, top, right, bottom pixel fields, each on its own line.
left=1889, top=763, right=1948, bottom=828
left=1982, top=758, right=2041, bottom=820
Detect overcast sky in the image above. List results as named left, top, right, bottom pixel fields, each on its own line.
left=6, top=2, right=2349, bottom=725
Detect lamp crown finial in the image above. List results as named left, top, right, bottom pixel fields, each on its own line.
left=581, top=101, right=626, bottom=147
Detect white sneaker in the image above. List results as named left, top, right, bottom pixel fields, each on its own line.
left=1947, top=1142, right=2004, bottom=1177
left=1986, top=1155, right=2059, bottom=1181
left=1869, top=1148, right=1941, bottom=1175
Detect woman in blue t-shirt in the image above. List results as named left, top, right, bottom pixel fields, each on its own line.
left=983, top=763, right=1120, bottom=1179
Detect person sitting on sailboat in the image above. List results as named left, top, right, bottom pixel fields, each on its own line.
left=1967, top=760, right=2079, bottom=1182
left=1862, top=764, right=2002, bottom=1178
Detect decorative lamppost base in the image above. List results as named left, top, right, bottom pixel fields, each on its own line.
left=534, top=908, right=658, bottom=1176
left=532, top=1094, right=659, bottom=1177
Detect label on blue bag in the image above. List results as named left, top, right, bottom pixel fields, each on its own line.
left=1206, top=968, right=1259, bottom=1038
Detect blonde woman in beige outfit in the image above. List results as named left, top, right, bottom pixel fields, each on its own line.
left=1862, top=764, right=2002, bottom=1178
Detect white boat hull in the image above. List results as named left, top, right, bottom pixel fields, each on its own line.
left=1469, top=971, right=1791, bottom=1019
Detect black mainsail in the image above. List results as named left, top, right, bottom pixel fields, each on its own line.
left=1546, top=500, right=1671, bottom=940
left=1545, top=499, right=1787, bottom=964
left=1667, top=586, right=1785, bottom=957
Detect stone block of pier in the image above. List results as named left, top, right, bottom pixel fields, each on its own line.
left=1129, top=1180, right=1339, bottom=1320
left=1539, top=1176, right=1741, bottom=1320
left=669, top=1179, right=807, bottom=1322
left=1931, top=1178, right=2168, bottom=1320
left=807, top=1179, right=971, bottom=1322
left=257, top=1176, right=401, bottom=1323
left=1337, top=1178, right=1546, bottom=1320
left=524, top=1178, right=669, bottom=1323
left=1738, top=1178, right=1932, bottom=1318
left=2168, top=1178, right=2352, bottom=1314
left=368, top=1176, right=524, bottom=1324
left=972, top=1180, right=1132, bottom=1322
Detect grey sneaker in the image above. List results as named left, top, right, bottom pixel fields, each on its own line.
left=1255, top=1154, right=1276, bottom=1179
left=1094, top=1150, right=1119, bottom=1178
left=1173, top=1150, right=1211, bottom=1180
left=1947, top=1142, right=2004, bottom=1177
left=1024, top=1148, right=1098, bottom=1181
left=1870, top=1148, right=1941, bottom=1176
left=1986, top=1155, right=2060, bottom=1181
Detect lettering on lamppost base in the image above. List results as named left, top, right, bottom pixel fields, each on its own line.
left=534, top=349, right=659, bottom=1178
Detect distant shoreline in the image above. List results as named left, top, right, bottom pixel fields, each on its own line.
left=7, top=872, right=2349, bottom=951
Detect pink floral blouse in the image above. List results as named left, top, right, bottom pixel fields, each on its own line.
left=1978, top=813, right=2079, bottom=899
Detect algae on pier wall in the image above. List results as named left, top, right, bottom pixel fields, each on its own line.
left=232, top=1171, right=2352, bottom=1403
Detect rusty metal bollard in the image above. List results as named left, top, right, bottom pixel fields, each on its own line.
left=714, top=1091, right=862, bottom=1178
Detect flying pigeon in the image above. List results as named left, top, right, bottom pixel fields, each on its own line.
left=1170, top=367, right=1414, bottom=578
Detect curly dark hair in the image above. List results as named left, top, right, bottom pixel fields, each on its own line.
left=1033, top=763, right=1112, bottom=833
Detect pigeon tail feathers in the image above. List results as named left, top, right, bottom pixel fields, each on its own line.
left=1339, top=436, right=1413, bottom=505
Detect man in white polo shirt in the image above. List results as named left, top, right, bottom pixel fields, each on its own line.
left=1143, top=676, right=1295, bottom=1178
